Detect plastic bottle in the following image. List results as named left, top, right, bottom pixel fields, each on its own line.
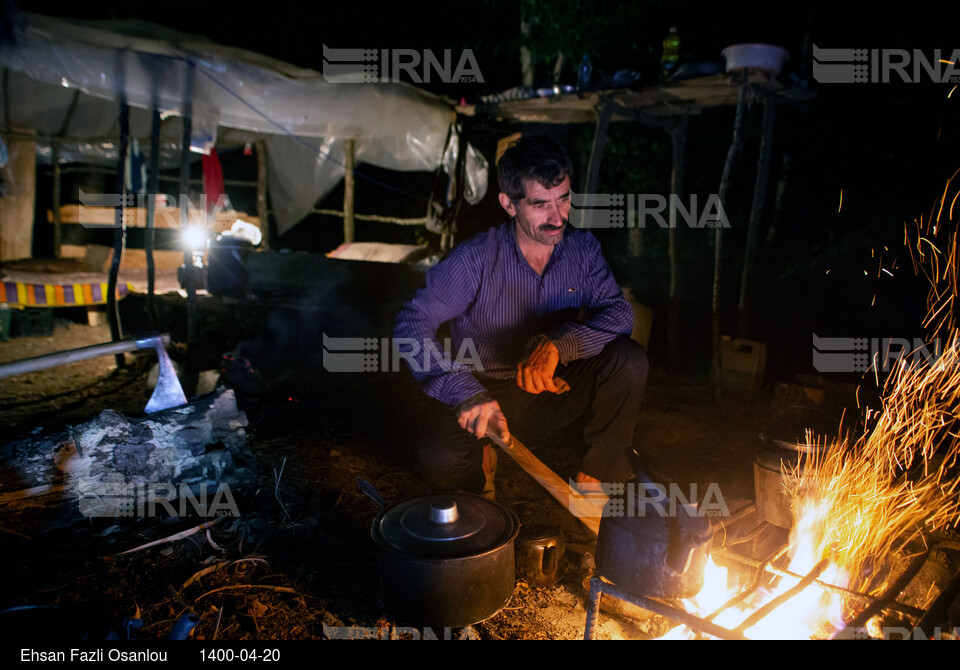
left=660, top=27, right=680, bottom=83
left=578, top=54, right=593, bottom=92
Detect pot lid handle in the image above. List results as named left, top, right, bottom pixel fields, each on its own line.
left=429, top=499, right=460, bottom=525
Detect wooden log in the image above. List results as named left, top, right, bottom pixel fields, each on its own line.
left=0, top=388, right=254, bottom=530
left=486, top=432, right=603, bottom=536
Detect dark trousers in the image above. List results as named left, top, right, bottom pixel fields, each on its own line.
left=415, top=336, right=649, bottom=493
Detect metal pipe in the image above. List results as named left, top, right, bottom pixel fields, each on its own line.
left=710, top=545, right=926, bottom=618
left=583, top=577, right=603, bottom=640
left=0, top=333, right=170, bottom=379
left=732, top=558, right=830, bottom=634
left=912, top=564, right=960, bottom=638
left=831, top=547, right=931, bottom=638
left=705, top=545, right=790, bottom=623
left=586, top=578, right=748, bottom=640
left=711, top=503, right=757, bottom=538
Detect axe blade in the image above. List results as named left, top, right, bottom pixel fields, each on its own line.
left=145, top=342, right=187, bottom=413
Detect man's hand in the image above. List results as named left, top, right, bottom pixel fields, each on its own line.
left=574, top=471, right=604, bottom=494
left=456, top=391, right=510, bottom=442
left=516, top=336, right=571, bottom=394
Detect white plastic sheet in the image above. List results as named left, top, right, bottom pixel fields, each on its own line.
left=0, top=13, right=457, bottom=232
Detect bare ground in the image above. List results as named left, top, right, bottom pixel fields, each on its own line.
left=0, top=319, right=771, bottom=641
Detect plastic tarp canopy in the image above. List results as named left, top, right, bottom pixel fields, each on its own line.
left=0, top=12, right=455, bottom=233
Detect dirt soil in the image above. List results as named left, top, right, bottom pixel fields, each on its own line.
left=0, top=319, right=777, bottom=641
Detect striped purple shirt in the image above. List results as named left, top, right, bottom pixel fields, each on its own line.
left=393, top=221, right=633, bottom=407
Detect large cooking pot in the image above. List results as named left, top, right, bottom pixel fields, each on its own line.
left=595, top=450, right=713, bottom=598
left=754, top=407, right=837, bottom=528
left=365, top=485, right=519, bottom=628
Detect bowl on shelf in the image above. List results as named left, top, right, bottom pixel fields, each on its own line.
left=721, top=43, right=790, bottom=77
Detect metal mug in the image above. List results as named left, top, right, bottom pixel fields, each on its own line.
left=515, top=524, right=565, bottom=587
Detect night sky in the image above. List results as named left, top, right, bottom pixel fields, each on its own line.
left=12, top=0, right=960, bottom=378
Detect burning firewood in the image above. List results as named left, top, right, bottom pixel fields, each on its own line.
left=788, top=177, right=960, bottom=598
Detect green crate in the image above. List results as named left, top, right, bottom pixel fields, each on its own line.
left=0, top=307, right=10, bottom=341
left=10, top=308, right=54, bottom=338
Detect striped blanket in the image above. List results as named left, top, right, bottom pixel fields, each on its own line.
left=0, top=281, right=131, bottom=307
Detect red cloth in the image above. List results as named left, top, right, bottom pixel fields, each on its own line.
left=201, top=148, right=225, bottom=214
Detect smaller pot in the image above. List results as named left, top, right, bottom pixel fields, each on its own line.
left=515, top=524, right=565, bottom=588
left=754, top=407, right=837, bottom=528
left=754, top=438, right=831, bottom=528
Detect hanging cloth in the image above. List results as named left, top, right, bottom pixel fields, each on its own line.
left=201, top=147, right=226, bottom=214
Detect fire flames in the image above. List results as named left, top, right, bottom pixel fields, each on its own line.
left=660, top=177, right=960, bottom=639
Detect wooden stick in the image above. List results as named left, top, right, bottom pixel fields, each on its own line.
left=116, top=517, right=223, bottom=555
left=486, top=432, right=603, bottom=536
left=343, top=138, right=356, bottom=244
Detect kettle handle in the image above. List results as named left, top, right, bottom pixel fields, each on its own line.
left=356, top=477, right=388, bottom=509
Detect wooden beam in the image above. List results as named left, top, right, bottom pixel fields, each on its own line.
left=312, top=208, right=427, bottom=226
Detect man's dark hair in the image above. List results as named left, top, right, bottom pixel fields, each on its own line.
left=497, top=136, right=573, bottom=201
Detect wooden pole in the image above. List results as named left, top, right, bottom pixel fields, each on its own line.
left=52, top=89, right=80, bottom=260
left=180, top=61, right=199, bottom=396
left=584, top=97, right=613, bottom=195
left=255, top=139, right=269, bottom=249
left=713, top=77, right=749, bottom=390
left=737, top=95, right=776, bottom=339
left=107, top=49, right=129, bottom=369
left=343, top=138, right=356, bottom=244
left=765, top=153, right=791, bottom=244
left=667, top=115, right=688, bottom=369
left=145, top=107, right=161, bottom=328
left=107, top=100, right=128, bottom=367
left=51, top=142, right=61, bottom=259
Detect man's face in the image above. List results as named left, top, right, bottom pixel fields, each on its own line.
left=499, top=176, right=571, bottom=248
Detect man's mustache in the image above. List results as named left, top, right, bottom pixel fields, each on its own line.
left=539, top=219, right=569, bottom=230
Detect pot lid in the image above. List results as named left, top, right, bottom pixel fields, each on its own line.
left=372, top=493, right=519, bottom=559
